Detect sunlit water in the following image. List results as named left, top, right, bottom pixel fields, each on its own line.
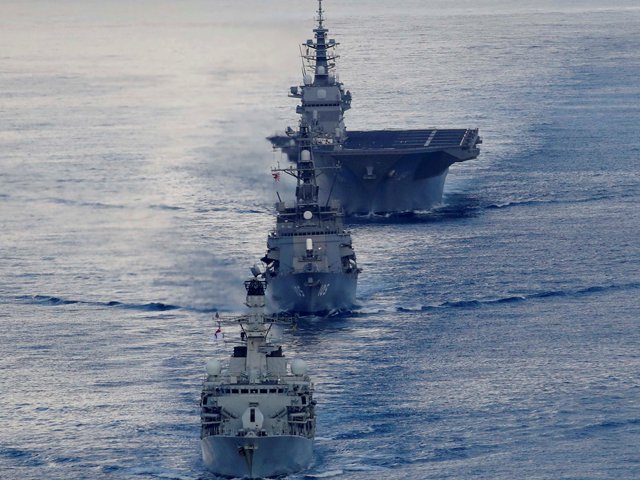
left=1, top=1, right=640, bottom=479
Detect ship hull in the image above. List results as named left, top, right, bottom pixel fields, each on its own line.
left=266, top=271, right=357, bottom=314
left=314, top=148, right=472, bottom=214
left=316, top=150, right=450, bottom=214
left=269, top=128, right=480, bottom=214
left=202, top=435, right=313, bottom=478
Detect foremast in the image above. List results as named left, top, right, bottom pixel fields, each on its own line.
left=242, top=278, right=270, bottom=378
left=271, top=121, right=342, bottom=227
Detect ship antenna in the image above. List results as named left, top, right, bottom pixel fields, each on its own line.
left=317, top=0, right=324, bottom=29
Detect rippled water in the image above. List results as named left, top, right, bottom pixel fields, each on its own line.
left=2, top=1, right=640, bottom=479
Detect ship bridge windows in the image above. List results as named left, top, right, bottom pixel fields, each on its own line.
left=303, top=102, right=340, bottom=107
left=276, top=231, right=338, bottom=236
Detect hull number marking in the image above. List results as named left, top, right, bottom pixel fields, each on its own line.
left=318, top=283, right=330, bottom=296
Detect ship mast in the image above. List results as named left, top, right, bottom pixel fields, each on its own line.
left=243, top=278, right=268, bottom=380
left=271, top=120, right=339, bottom=220
left=302, top=0, right=339, bottom=87
left=317, top=0, right=324, bottom=29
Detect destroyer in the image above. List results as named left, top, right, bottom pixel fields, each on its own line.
left=201, top=275, right=316, bottom=478
left=269, top=0, right=482, bottom=214
left=262, top=121, right=361, bottom=314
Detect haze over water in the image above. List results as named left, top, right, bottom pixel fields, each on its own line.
left=1, top=1, right=639, bottom=479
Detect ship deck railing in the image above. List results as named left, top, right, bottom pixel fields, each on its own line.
left=205, top=424, right=314, bottom=438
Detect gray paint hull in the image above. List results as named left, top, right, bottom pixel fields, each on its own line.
left=202, top=435, right=313, bottom=478
left=315, top=150, right=450, bottom=214
left=267, top=272, right=357, bottom=314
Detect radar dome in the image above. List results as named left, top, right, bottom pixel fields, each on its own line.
left=300, top=150, right=311, bottom=161
left=303, top=211, right=313, bottom=220
left=291, top=359, right=307, bottom=376
left=303, top=75, right=312, bottom=86
left=206, top=359, right=222, bottom=376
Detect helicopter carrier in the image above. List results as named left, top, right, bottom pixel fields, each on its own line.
left=261, top=122, right=361, bottom=314
left=201, top=276, right=316, bottom=478
left=269, top=0, right=482, bottom=215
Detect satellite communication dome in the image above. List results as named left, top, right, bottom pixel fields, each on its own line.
left=303, top=74, right=312, bottom=85
left=206, top=359, right=222, bottom=376
left=301, top=150, right=311, bottom=161
left=291, top=359, right=307, bottom=376
left=303, top=211, right=313, bottom=220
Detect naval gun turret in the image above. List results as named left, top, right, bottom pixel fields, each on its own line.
left=200, top=275, right=316, bottom=478
left=269, top=0, right=482, bottom=214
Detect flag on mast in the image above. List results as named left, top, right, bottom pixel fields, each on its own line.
left=209, top=327, right=222, bottom=343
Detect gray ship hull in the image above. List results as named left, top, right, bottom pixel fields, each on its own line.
left=316, top=152, right=449, bottom=214
left=267, top=272, right=357, bottom=314
left=202, top=435, right=313, bottom=478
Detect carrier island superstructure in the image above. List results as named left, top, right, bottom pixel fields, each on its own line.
left=261, top=122, right=361, bottom=314
left=269, top=0, right=482, bottom=214
left=201, top=276, right=316, bottom=478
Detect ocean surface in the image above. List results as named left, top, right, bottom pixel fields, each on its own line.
left=1, top=1, right=640, bottom=478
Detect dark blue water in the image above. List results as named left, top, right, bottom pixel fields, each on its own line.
left=2, top=1, right=639, bottom=479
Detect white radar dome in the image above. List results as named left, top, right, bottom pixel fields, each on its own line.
left=206, top=359, right=222, bottom=376
left=303, top=74, right=312, bottom=85
left=291, top=359, right=308, bottom=376
left=300, top=150, right=311, bottom=161
left=303, top=211, right=313, bottom=220
left=317, top=66, right=326, bottom=75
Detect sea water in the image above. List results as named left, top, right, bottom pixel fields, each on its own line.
left=1, top=1, right=639, bottom=478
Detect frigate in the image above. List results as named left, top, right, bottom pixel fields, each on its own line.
left=268, top=0, right=482, bottom=215
left=201, top=276, right=316, bottom=478
left=261, top=122, right=361, bottom=314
